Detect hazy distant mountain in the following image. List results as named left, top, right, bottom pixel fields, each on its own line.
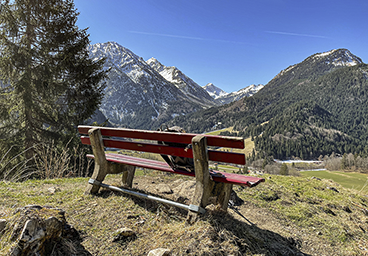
left=215, top=84, right=264, bottom=104
left=203, top=83, right=264, bottom=104
left=203, top=83, right=228, bottom=99
left=87, top=42, right=216, bottom=129
left=170, top=48, right=368, bottom=159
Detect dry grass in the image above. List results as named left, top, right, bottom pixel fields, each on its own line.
left=0, top=142, right=92, bottom=182
left=1, top=171, right=368, bottom=255
left=243, top=137, right=255, bottom=157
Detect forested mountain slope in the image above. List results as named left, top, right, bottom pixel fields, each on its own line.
left=170, top=49, right=368, bottom=158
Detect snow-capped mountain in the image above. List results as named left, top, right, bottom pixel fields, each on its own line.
left=202, top=83, right=228, bottom=99
left=273, top=48, right=363, bottom=82
left=88, top=42, right=216, bottom=129
left=202, top=83, right=263, bottom=105
left=146, top=58, right=216, bottom=106
left=312, top=49, right=362, bottom=66
left=215, top=84, right=264, bottom=105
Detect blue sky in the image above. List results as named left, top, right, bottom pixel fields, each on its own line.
left=74, top=0, right=368, bottom=93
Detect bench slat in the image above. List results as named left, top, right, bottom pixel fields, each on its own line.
left=81, top=136, right=246, bottom=165
left=86, top=153, right=264, bottom=187
left=78, top=125, right=244, bottom=149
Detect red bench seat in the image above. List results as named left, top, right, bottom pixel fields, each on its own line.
left=86, top=153, right=264, bottom=187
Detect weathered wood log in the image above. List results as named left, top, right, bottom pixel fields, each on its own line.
left=212, top=182, right=233, bottom=210
left=85, top=128, right=108, bottom=194
left=121, top=165, right=136, bottom=188
left=187, top=135, right=214, bottom=223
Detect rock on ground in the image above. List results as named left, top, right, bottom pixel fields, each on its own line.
left=3, top=205, right=85, bottom=256
left=147, top=248, right=171, bottom=256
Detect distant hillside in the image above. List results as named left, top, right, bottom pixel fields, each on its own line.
left=171, top=49, right=368, bottom=159
left=252, top=101, right=358, bottom=159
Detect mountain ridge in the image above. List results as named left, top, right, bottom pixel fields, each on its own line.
left=215, top=84, right=264, bottom=105
left=146, top=57, right=216, bottom=106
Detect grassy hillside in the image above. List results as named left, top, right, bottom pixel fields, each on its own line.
left=1, top=171, right=368, bottom=255
left=206, top=128, right=255, bottom=157
left=301, top=170, right=368, bottom=193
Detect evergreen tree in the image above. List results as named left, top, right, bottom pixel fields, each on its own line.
left=0, top=0, right=106, bottom=160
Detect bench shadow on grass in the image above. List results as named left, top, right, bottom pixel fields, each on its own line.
left=97, top=188, right=310, bottom=256
left=208, top=209, right=310, bottom=256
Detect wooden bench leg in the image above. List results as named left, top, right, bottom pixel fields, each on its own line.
left=107, top=162, right=136, bottom=188
left=122, top=165, right=136, bottom=188
left=187, top=135, right=213, bottom=224
left=212, top=182, right=233, bottom=210
left=85, top=128, right=108, bottom=195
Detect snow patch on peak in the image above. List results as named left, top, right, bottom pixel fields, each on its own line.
left=159, top=66, right=178, bottom=84
left=313, top=49, right=362, bottom=67
left=146, top=57, right=165, bottom=72
left=313, top=49, right=337, bottom=58
left=147, top=58, right=216, bottom=104
left=91, top=41, right=136, bottom=58
left=215, top=84, right=264, bottom=104
left=88, top=41, right=143, bottom=70
left=231, top=84, right=264, bottom=97
left=203, top=83, right=228, bottom=99
left=275, top=64, right=297, bottom=79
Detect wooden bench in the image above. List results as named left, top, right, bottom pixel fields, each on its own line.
left=78, top=125, right=264, bottom=222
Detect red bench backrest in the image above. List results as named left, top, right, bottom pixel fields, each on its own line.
left=78, top=126, right=246, bottom=165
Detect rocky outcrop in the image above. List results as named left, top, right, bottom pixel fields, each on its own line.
left=2, top=205, right=88, bottom=256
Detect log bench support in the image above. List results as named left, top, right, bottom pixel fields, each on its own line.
left=187, top=135, right=233, bottom=223
left=85, top=128, right=136, bottom=194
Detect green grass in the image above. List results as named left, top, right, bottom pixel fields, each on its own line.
left=206, top=127, right=256, bottom=156
left=300, top=170, right=368, bottom=193
left=210, top=164, right=242, bottom=173
left=243, top=137, right=255, bottom=156
left=284, top=161, right=323, bottom=170
left=239, top=174, right=368, bottom=254
left=205, top=127, right=235, bottom=135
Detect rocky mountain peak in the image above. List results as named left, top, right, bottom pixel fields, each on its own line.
left=147, top=58, right=216, bottom=104
left=311, top=49, right=363, bottom=67
left=146, top=57, right=165, bottom=72
left=215, top=84, right=264, bottom=104
left=203, top=83, right=228, bottom=99
left=89, top=41, right=141, bottom=65
left=272, top=49, right=363, bottom=83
